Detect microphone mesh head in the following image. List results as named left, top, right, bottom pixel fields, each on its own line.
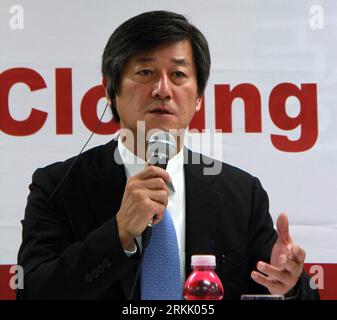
left=147, top=131, right=177, bottom=168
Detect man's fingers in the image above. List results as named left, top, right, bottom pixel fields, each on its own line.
left=137, top=165, right=172, bottom=184
left=150, top=205, right=166, bottom=225
left=254, top=257, right=303, bottom=294
left=142, top=177, right=169, bottom=193
left=276, top=213, right=292, bottom=244
left=251, top=271, right=285, bottom=293
left=257, top=258, right=302, bottom=279
left=283, top=256, right=299, bottom=273
left=146, top=189, right=169, bottom=206
left=291, top=245, right=306, bottom=264
left=256, top=261, right=287, bottom=282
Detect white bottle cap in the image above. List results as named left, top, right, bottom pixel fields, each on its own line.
left=191, top=255, right=216, bottom=267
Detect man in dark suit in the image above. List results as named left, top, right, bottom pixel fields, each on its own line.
left=17, top=11, right=319, bottom=300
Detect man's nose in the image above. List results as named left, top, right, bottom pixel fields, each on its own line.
left=152, top=74, right=172, bottom=100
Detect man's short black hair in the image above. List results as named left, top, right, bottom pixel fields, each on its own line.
left=102, top=10, right=211, bottom=123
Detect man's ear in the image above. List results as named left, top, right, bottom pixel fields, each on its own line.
left=102, top=77, right=111, bottom=105
left=195, top=96, right=202, bottom=112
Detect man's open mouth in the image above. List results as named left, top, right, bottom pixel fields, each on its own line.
left=149, top=107, right=174, bottom=115
left=150, top=110, right=173, bottom=114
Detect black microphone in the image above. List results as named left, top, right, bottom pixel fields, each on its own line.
left=141, top=131, right=177, bottom=248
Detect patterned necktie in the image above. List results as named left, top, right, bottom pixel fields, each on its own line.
left=141, top=208, right=182, bottom=300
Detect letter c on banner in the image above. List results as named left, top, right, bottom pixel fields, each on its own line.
left=0, top=68, right=48, bottom=136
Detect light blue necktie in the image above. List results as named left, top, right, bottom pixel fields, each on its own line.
left=141, top=208, right=182, bottom=300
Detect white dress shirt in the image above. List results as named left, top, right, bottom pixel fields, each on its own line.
left=117, top=135, right=186, bottom=285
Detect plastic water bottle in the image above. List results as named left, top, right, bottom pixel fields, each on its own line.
left=183, top=255, right=224, bottom=300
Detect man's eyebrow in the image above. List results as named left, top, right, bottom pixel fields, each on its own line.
left=171, top=58, right=190, bottom=66
left=134, top=57, right=190, bottom=66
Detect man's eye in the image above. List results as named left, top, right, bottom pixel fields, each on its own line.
left=137, top=70, right=153, bottom=76
left=173, top=71, right=186, bottom=78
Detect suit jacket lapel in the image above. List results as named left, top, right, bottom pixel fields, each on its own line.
left=85, top=139, right=126, bottom=226
left=184, top=148, right=224, bottom=276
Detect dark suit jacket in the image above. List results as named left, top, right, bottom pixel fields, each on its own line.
left=17, top=139, right=319, bottom=300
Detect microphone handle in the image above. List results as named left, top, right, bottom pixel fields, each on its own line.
left=142, top=225, right=153, bottom=248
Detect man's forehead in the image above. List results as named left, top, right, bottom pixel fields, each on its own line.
left=131, top=41, right=193, bottom=65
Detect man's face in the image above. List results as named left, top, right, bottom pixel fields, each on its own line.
left=115, top=40, right=202, bottom=137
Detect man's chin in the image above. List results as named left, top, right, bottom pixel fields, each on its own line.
left=143, top=117, right=179, bottom=132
